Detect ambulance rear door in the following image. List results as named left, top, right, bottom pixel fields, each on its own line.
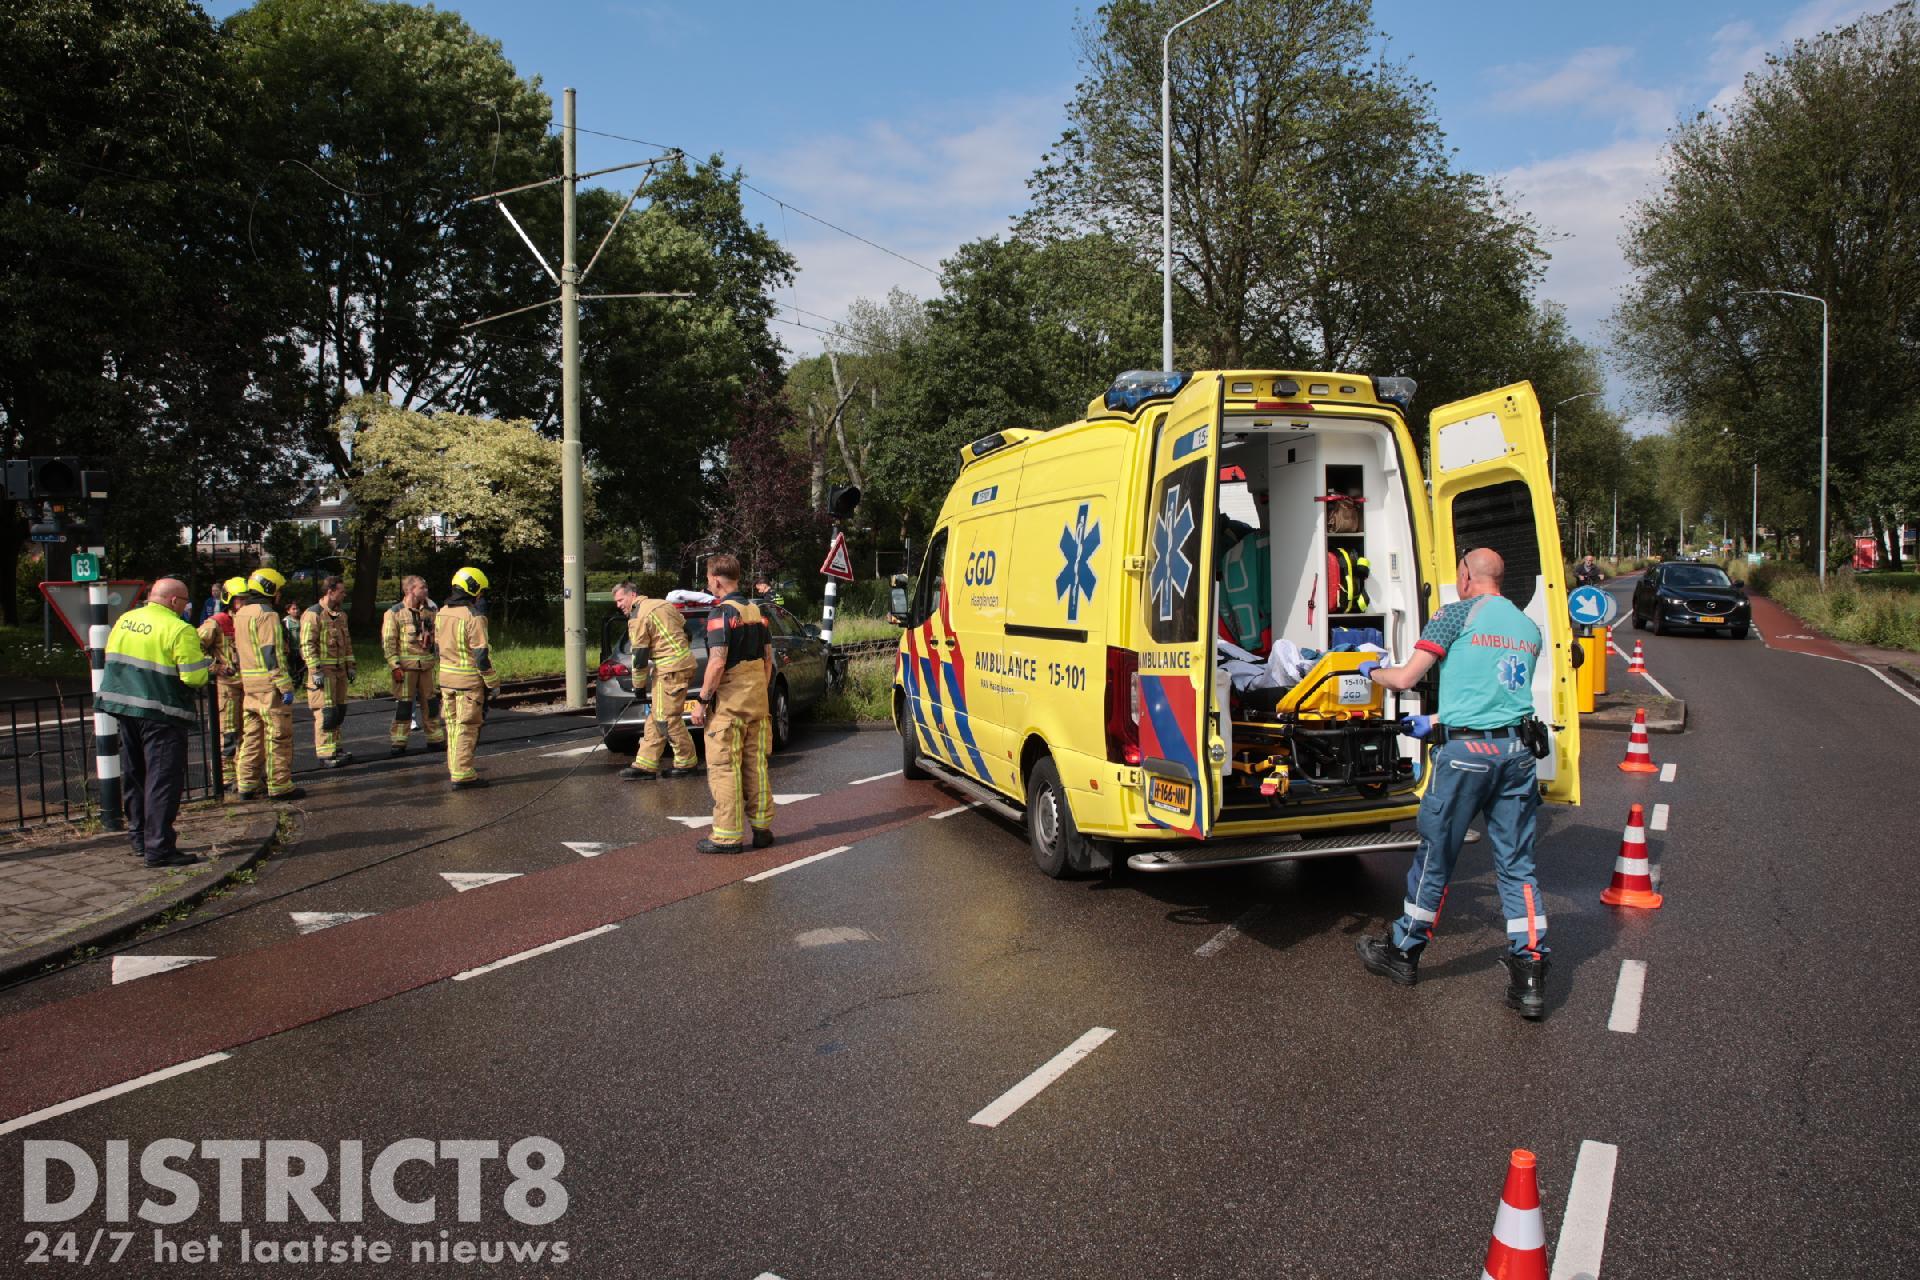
left=1425, top=382, right=1581, bottom=804
left=1136, top=375, right=1226, bottom=836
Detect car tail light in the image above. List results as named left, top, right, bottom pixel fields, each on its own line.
left=1105, top=646, right=1141, bottom=765
left=596, top=661, right=629, bottom=682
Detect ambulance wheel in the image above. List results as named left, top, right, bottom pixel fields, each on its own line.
left=770, top=679, right=793, bottom=751
left=1025, top=758, right=1090, bottom=879
left=899, top=704, right=931, bottom=780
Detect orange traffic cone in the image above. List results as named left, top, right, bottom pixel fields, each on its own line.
left=1617, top=706, right=1658, bottom=773
left=1626, top=639, right=1647, bottom=674
left=1481, top=1148, right=1548, bottom=1280
left=1601, top=802, right=1664, bottom=909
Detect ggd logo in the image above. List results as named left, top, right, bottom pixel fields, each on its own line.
left=964, top=550, right=997, bottom=586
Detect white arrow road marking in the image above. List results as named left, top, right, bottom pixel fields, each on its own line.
left=771, top=792, right=819, bottom=805
left=561, top=842, right=612, bottom=857
left=668, top=815, right=714, bottom=829
left=440, top=872, right=523, bottom=893
left=795, top=926, right=879, bottom=947
left=540, top=744, right=603, bottom=758
left=290, top=911, right=374, bottom=935
left=0, top=1053, right=232, bottom=1138
left=671, top=794, right=818, bottom=829
left=1608, top=960, right=1649, bottom=1034
left=1550, top=1140, right=1620, bottom=1279
left=451, top=925, right=619, bottom=982
left=111, top=955, right=212, bottom=985
left=970, top=1027, right=1117, bottom=1128
left=746, top=846, right=851, bottom=883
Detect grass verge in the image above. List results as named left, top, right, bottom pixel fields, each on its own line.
left=812, top=655, right=894, bottom=724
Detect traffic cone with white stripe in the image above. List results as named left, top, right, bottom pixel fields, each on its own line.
left=1481, top=1148, right=1548, bottom=1280
left=1601, top=802, right=1664, bottom=909
left=1617, top=706, right=1658, bottom=774
left=1626, top=639, right=1647, bottom=674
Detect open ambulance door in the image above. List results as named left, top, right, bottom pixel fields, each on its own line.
left=1426, top=382, right=1581, bottom=804
left=1137, top=375, right=1226, bottom=836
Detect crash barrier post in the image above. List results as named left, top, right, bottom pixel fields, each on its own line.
left=1575, top=625, right=1598, bottom=715
left=1481, top=1148, right=1548, bottom=1280
left=0, top=686, right=225, bottom=830
left=1585, top=626, right=1608, bottom=696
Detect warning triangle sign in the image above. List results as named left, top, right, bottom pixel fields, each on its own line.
left=820, top=531, right=854, bottom=582
left=38, top=580, right=149, bottom=650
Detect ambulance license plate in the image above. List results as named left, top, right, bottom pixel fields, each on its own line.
left=1696, top=615, right=1724, bottom=624
left=1338, top=675, right=1373, bottom=704
left=1148, top=776, right=1193, bottom=813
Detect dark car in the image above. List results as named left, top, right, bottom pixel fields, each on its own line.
left=595, top=600, right=833, bottom=753
left=1631, top=561, right=1751, bottom=637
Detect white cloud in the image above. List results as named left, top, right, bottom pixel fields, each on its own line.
left=738, top=92, right=1067, bottom=357
left=1492, top=46, right=1679, bottom=135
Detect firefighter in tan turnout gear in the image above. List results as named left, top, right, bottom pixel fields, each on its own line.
left=233, top=567, right=303, bottom=801
left=195, top=575, right=248, bottom=789
left=688, top=553, right=774, bottom=854
left=301, top=575, right=357, bottom=768
left=436, top=566, right=501, bottom=789
left=613, top=580, right=700, bottom=781
left=382, top=574, right=444, bottom=755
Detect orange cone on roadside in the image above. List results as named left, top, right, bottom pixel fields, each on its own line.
left=1481, top=1149, right=1548, bottom=1280
left=1617, top=706, right=1658, bottom=773
left=1627, top=639, right=1647, bottom=674
left=1601, top=802, right=1664, bottom=909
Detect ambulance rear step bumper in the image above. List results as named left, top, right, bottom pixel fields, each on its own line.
left=1126, top=827, right=1479, bottom=873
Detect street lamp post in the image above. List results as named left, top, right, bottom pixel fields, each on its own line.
left=1550, top=390, right=1602, bottom=491
left=1736, top=289, right=1829, bottom=583
left=1162, top=0, right=1231, bottom=372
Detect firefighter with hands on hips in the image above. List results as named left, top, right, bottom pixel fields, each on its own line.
left=688, top=553, right=774, bottom=854
left=435, top=566, right=500, bottom=789
left=232, top=567, right=304, bottom=801
left=613, top=580, right=700, bottom=781
left=195, top=576, right=248, bottom=790
left=300, top=575, right=356, bottom=768
left=1353, top=547, right=1553, bottom=1020
left=382, top=573, right=444, bottom=755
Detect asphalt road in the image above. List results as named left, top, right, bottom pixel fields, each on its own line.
left=2, top=579, right=1916, bottom=1278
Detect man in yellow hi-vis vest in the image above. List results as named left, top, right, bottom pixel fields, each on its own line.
left=99, top=577, right=211, bottom=866
left=613, top=580, right=700, bottom=780
left=301, top=574, right=357, bottom=768
left=435, top=565, right=501, bottom=789
left=232, top=567, right=303, bottom=801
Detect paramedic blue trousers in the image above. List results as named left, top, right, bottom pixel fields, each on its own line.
left=1389, top=734, right=1548, bottom=960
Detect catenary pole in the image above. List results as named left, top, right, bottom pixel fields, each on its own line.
left=1162, top=0, right=1230, bottom=371
left=560, top=88, right=586, bottom=709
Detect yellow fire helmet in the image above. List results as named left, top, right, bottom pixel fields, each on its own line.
left=452, top=565, right=490, bottom=595
left=221, top=575, right=249, bottom=603
left=248, top=567, right=287, bottom=597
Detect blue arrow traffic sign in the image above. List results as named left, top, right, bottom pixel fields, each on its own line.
left=1568, top=585, right=1615, bottom=628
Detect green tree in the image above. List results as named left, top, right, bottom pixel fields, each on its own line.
left=1617, top=3, right=1920, bottom=568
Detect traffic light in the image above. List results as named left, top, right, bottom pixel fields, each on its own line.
left=30, top=457, right=82, bottom=500
left=827, top=484, right=861, bottom=521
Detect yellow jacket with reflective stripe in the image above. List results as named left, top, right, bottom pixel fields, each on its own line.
left=630, top=598, right=695, bottom=673
left=301, top=603, right=352, bottom=670
left=435, top=604, right=500, bottom=691
left=97, top=601, right=211, bottom=725
left=234, top=599, right=294, bottom=693
left=382, top=601, right=438, bottom=669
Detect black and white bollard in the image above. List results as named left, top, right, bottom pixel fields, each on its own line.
left=87, top=549, right=121, bottom=830
left=820, top=576, right=838, bottom=645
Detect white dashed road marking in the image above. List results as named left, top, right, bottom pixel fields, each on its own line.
left=1195, top=906, right=1269, bottom=957
left=0, top=1053, right=232, bottom=1137
left=849, top=770, right=902, bottom=785
left=1550, top=1140, right=1620, bottom=1280
left=970, top=1027, right=1117, bottom=1128
left=1608, top=960, right=1648, bottom=1034
left=795, top=926, right=878, bottom=947
left=1659, top=763, right=1677, bottom=783
left=451, top=925, right=618, bottom=981
left=932, top=801, right=986, bottom=820
left=539, top=744, right=603, bottom=758
left=745, top=846, right=852, bottom=883
left=1649, top=804, right=1669, bottom=832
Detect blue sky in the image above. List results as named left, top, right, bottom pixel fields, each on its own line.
left=203, top=0, right=1884, bottom=420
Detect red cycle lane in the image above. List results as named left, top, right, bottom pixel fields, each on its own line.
left=1748, top=594, right=1855, bottom=660
left=0, top=777, right=948, bottom=1125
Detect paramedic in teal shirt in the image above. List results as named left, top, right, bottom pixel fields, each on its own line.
left=1351, top=547, right=1551, bottom=1020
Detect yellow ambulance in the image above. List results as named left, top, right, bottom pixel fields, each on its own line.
left=891, top=370, right=1580, bottom=876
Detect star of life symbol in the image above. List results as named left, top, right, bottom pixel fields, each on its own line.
left=1150, top=486, right=1195, bottom=622
left=1497, top=654, right=1529, bottom=691
left=1055, top=502, right=1101, bottom=622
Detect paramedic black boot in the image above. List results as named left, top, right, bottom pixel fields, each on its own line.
left=1502, top=954, right=1549, bottom=1020
left=1355, top=934, right=1419, bottom=986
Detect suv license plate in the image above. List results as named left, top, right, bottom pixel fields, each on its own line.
left=1149, top=777, right=1193, bottom=813
left=1697, top=615, right=1724, bottom=624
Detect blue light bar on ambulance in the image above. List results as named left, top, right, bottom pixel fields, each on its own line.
left=1371, top=375, right=1418, bottom=410
left=1103, top=369, right=1190, bottom=411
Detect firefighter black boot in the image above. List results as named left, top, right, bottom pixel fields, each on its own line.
left=1355, top=934, right=1419, bottom=986
left=1502, top=953, right=1549, bottom=1020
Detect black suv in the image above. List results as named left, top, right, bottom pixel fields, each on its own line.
left=1631, top=562, right=1751, bottom=638
left=595, top=601, right=834, bottom=753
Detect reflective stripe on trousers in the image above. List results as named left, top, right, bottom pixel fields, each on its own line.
left=1391, top=736, right=1547, bottom=959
